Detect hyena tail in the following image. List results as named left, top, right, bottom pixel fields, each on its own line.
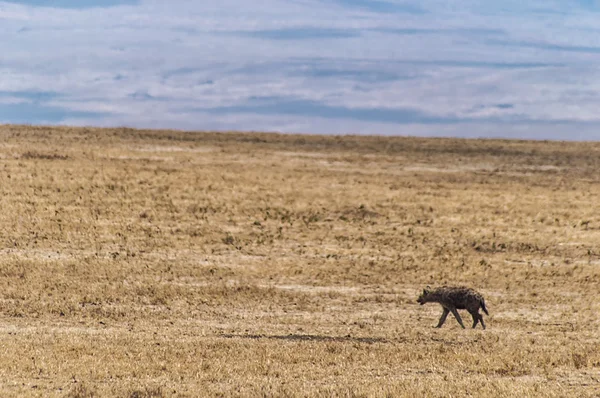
left=480, top=298, right=489, bottom=315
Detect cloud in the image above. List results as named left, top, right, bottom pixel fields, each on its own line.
left=331, top=0, right=425, bottom=14
left=0, top=0, right=138, bottom=9
left=488, top=39, right=600, bottom=54
left=204, top=97, right=457, bottom=124
left=374, top=27, right=506, bottom=36
left=0, top=90, right=60, bottom=102
left=1, top=0, right=600, bottom=140
left=241, top=27, right=360, bottom=40
left=0, top=101, right=105, bottom=124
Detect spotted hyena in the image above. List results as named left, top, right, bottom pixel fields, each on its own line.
left=417, top=286, right=489, bottom=329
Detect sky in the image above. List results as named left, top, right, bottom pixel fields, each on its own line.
left=1, top=0, right=600, bottom=140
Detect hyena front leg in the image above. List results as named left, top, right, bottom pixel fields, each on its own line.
left=469, top=311, right=480, bottom=329
left=449, top=308, right=465, bottom=329
left=436, top=308, right=450, bottom=328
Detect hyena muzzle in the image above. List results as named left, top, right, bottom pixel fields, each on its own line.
left=417, top=286, right=489, bottom=329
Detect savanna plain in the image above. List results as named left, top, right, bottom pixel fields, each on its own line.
left=0, top=125, right=599, bottom=397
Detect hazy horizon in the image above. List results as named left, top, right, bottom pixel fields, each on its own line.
left=2, top=0, right=600, bottom=140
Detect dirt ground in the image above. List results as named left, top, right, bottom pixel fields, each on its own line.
left=0, top=125, right=599, bottom=397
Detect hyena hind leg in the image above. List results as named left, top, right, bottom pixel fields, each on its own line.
left=469, top=311, right=479, bottom=328
left=479, top=313, right=486, bottom=330
left=469, top=311, right=485, bottom=329
left=436, top=308, right=450, bottom=328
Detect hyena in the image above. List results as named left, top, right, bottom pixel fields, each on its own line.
left=417, top=286, right=489, bottom=329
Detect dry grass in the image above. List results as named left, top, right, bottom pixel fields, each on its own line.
left=0, top=124, right=599, bottom=396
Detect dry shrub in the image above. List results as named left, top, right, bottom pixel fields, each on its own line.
left=129, top=386, right=165, bottom=398
left=21, top=150, right=69, bottom=160
left=66, top=383, right=96, bottom=398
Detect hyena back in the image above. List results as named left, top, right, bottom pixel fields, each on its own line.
left=417, top=286, right=489, bottom=329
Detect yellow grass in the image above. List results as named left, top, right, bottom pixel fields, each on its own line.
left=0, top=124, right=599, bottom=396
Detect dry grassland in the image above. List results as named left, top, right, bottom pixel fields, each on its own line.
left=0, top=125, right=599, bottom=397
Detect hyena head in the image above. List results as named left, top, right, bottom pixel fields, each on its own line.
left=417, top=287, right=432, bottom=305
